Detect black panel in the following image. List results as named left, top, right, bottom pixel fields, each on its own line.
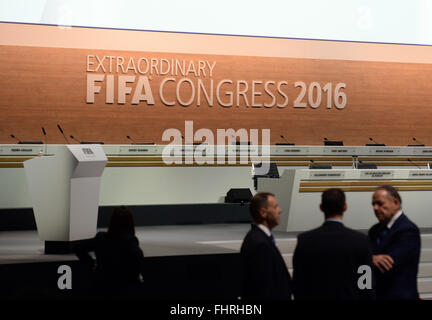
left=0, top=203, right=251, bottom=231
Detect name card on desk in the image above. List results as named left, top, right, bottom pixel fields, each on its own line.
left=360, top=171, right=394, bottom=179
left=281, top=147, right=311, bottom=154
left=368, top=148, right=401, bottom=155
left=309, top=171, right=345, bottom=179
left=408, top=171, right=432, bottom=179
left=412, top=148, right=432, bottom=155
left=119, top=146, right=158, bottom=154
left=323, top=147, right=357, bottom=154
left=0, top=146, right=41, bottom=155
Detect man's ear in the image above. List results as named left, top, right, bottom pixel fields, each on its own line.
left=394, top=198, right=401, bottom=209
left=343, top=203, right=347, bottom=212
left=259, top=206, right=267, bottom=220
left=319, top=204, right=323, bottom=212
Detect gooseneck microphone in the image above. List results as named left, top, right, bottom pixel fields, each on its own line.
left=57, top=124, right=69, bottom=144
left=41, top=127, right=47, bottom=155
left=10, top=134, right=43, bottom=145
left=69, top=135, right=81, bottom=144
left=369, top=137, right=379, bottom=144
left=10, top=134, right=21, bottom=143
left=408, top=158, right=422, bottom=170
left=411, top=137, right=425, bottom=146
left=126, top=135, right=137, bottom=144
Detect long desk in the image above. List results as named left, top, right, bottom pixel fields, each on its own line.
left=2, top=144, right=432, bottom=211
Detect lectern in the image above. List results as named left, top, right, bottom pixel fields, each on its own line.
left=24, top=145, right=107, bottom=253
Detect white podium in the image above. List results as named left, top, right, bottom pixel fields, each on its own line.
left=258, top=169, right=432, bottom=233
left=24, top=145, right=107, bottom=253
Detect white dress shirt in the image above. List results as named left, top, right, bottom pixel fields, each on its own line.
left=387, top=209, right=403, bottom=229
left=257, top=224, right=271, bottom=237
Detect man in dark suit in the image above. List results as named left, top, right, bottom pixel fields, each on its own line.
left=368, top=185, right=421, bottom=300
left=240, top=192, right=292, bottom=300
left=293, top=188, right=374, bottom=300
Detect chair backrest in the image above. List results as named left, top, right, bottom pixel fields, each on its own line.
left=356, top=162, right=377, bottom=169
left=323, top=140, right=343, bottom=146
left=309, top=163, right=332, bottom=169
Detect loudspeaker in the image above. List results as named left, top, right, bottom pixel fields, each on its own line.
left=225, top=188, right=253, bottom=203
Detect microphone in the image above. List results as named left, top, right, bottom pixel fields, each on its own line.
left=41, top=127, right=47, bottom=155
left=57, top=124, right=69, bottom=144
left=126, top=135, right=137, bottom=144
left=410, top=137, right=425, bottom=147
left=323, top=137, right=328, bottom=141
left=70, top=135, right=104, bottom=144
left=309, top=159, right=315, bottom=169
left=408, top=158, right=422, bottom=170
left=69, top=135, right=81, bottom=144
left=10, top=134, right=21, bottom=143
left=366, top=137, right=386, bottom=146
left=276, top=135, right=295, bottom=145
left=181, top=135, right=190, bottom=146
left=9, top=134, right=42, bottom=144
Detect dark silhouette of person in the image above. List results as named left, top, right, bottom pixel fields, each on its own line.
left=240, top=192, right=292, bottom=300
left=74, top=206, right=145, bottom=297
left=293, top=188, right=375, bottom=300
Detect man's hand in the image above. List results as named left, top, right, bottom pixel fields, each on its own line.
left=373, top=254, right=394, bottom=273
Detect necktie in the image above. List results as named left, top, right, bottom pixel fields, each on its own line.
left=377, top=226, right=389, bottom=245
left=269, top=234, right=276, bottom=246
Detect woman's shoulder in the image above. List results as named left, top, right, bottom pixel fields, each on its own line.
left=95, top=231, right=108, bottom=240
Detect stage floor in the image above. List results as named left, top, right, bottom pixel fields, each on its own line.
left=2, top=223, right=432, bottom=299
left=0, top=223, right=299, bottom=265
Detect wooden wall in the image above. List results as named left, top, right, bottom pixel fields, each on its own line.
left=1, top=44, right=431, bottom=145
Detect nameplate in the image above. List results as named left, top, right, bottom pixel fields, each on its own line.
left=368, top=148, right=401, bottom=154
left=0, top=146, right=41, bottom=155
left=323, top=147, right=356, bottom=154
left=413, top=148, right=432, bottom=155
left=282, top=147, right=310, bottom=154
left=408, top=171, right=432, bottom=179
left=119, top=146, right=156, bottom=154
left=360, top=171, right=394, bottom=179
left=309, top=171, right=345, bottom=179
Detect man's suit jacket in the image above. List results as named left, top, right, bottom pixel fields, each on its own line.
left=240, top=224, right=292, bottom=300
left=293, top=221, right=375, bottom=300
left=368, top=213, right=421, bottom=300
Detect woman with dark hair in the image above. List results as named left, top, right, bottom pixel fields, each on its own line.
left=75, top=206, right=145, bottom=297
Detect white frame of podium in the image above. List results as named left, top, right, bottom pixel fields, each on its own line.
left=24, top=145, right=107, bottom=243
left=258, top=168, right=432, bottom=232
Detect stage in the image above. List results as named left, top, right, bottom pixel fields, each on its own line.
left=0, top=224, right=298, bottom=264
left=1, top=223, right=432, bottom=300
